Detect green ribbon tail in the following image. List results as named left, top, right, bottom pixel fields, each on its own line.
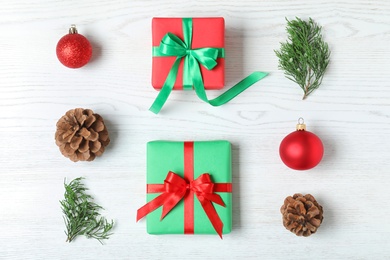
left=149, top=57, right=182, bottom=114
left=193, top=71, right=269, bottom=106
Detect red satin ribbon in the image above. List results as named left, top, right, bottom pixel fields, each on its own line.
left=137, top=142, right=232, bottom=238
left=184, top=141, right=194, bottom=234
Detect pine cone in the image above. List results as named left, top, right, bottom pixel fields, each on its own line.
left=55, top=108, right=110, bottom=162
left=281, top=193, right=323, bottom=237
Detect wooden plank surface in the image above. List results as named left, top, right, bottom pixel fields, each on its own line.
left=1, top=0, right=390, bottom=259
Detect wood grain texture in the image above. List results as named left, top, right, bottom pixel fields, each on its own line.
left=1, top=0, right=390, bottom=259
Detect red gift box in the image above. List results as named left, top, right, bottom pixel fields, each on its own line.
left=152, top=17, right=225, bottom=90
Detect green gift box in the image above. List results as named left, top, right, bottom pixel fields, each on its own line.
left=137, top=140, right=232, bottom=237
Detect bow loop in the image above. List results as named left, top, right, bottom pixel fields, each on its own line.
left=164, top=171, right=188, bottom=193
left=159, top=33, right=188, bottom=57
left=191, top=174, right=225, bottom=206
left=190, top=48, right=219, bottom=70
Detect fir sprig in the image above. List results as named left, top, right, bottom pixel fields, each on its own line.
left=275, top=17, right=330, bottom=99
left=60, top=177, right=114, bottom=244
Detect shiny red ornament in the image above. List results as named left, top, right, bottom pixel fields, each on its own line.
left=56, top=25, right=92, bottom=68
left=279, top=118, right=324, bottom=170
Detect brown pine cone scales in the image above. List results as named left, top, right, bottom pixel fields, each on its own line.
left=281, top=193, right=323, bottom=237
left=55, top=108, right=110, bottom=162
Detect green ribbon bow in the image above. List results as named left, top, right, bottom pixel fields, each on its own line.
left=150, top=18, right=268, bottom=114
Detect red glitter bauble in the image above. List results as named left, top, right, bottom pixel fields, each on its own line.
left=56, top=25, right=92, bottom=68
left=279, top=119, right=324, bottom=170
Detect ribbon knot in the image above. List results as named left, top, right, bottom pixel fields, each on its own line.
left=150, top=18, right=268, bottom=114
left=137, top=171, right=226, bottom=238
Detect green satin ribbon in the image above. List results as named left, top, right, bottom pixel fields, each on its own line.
left=150, top=18, right=268, bottom=114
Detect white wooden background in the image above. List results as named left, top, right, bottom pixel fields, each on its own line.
left=1, top=0, right=390, bottom=259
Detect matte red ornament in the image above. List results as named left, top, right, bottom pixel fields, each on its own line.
left=56, top=25, right=92, bottom=68
left=279, top=118, right=324, bottom=170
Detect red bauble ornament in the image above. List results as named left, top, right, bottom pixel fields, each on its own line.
left=279, top=118, right=324, bottom=170
left=56, top=25, right=92, bottom=68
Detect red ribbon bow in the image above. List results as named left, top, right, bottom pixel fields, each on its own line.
left=137, top=171, right=227, bottom=238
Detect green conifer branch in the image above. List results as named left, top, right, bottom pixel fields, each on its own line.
left=275, top=17, right=330, bottom=99
left=60, top=177, right=114, bottom=244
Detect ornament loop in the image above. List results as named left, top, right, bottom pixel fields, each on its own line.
left=69, top=24, right=78, bottom=34
left=296, top=117, right=306, bottom=131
